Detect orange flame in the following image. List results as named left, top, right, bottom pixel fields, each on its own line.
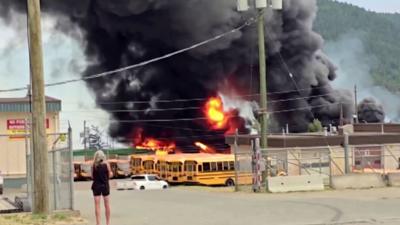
left=136, top=138, right=176, bottom=155
left=194, top=142, right=216, bottom=154
left=205, top=97, right=229, bottom=129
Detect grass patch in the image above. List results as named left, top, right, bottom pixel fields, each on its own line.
left=0, top=212, right=87, bottom=225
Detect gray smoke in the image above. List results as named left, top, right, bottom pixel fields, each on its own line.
left=0, top=0, right=354, bottom=151
left=327, top=33, right=398, bottom=123
left=358, top=98, right=385, bottom=123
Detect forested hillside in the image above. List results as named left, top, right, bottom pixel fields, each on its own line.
left=315, top=0, right=400, bottom=91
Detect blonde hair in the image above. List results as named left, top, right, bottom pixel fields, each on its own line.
left=93, top=150, right=106, bottom=167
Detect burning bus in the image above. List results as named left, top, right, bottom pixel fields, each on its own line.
left=73, top=161, right=93, bottom=181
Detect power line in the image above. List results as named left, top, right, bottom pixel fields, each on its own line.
left=59, top=85, right=332, bottom=106
left=0, top=17, right=257, bottom=94
left=60, top=93, right=337, bottom=114
left=62, top=106, right=202, bottom=113
left=62, top=101, right=353, bottom=124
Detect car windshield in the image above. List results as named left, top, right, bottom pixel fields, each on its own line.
left=132, top=176, right=145, bottom=180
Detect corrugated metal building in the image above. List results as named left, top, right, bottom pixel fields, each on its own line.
left=0, top=96, right=61, bottom=177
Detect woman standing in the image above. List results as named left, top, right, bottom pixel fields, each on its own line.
left=92, top=150, right=113, bottom=225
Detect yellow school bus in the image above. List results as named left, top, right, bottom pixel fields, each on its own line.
left=109, top=159, right=132, bottom=178
left=75, top=161, right=92, bottom=181
left=131, top=153, right=252, bottom=186
left=131, top=154, right=156, bottom=175
left=183, top=154, right=240, bottom=186
left=156, top=154, right=188, bottom=184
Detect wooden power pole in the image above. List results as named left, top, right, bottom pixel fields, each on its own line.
left=27, top=0, right=50, bottom=214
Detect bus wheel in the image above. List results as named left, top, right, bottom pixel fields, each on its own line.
left=163, top=185, right=168, bottom=189
left=140, top=186, right=145, bottom=190
left=225, top=179, right=235, bottom=187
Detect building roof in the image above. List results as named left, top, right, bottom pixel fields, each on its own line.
left=0, top=96, right=61, bottom=113
left=0, top=96, right=61, bottom=103
left=225, top=132, right=400, bottom=148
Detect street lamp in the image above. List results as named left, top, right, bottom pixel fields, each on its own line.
left=237, top=0, right=282, bottom=191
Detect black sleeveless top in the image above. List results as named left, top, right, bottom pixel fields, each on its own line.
left=92, top=163, right=110, bottom=189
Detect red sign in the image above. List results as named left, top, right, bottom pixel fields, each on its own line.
left=7, top=119, right=50, bottom=130
left=7, top=119, right=26, bottom=130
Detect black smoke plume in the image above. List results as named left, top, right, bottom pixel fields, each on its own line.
left=1, top=0, right=358, bottom=152
left=358, top=98, right=385, bottom=123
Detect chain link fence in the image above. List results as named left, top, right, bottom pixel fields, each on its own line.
left=233, top=138, right=400, bottom=192
left=27, top=131, right=74, bottom=211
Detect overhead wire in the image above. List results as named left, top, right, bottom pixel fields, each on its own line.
left=61, top=101, right=353, bottom=124
left=0, top=15, right=258, bottom=93
left=59, top=85, right=332, bottom=106
left=60, top=92, right=338, bottom=114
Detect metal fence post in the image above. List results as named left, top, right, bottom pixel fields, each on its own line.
left=233, top=129, right=239, bottom=192
left=24, top=119, right=30, bottom=197
left=68, top=127, right=74, bottom=210
left=329, top=150, right=333, bottom=187
left=344, top=133, right=350, bottom=174
left=52, top=150, right=57, bottom=210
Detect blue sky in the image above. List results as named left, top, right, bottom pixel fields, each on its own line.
left=337, top=0, right=400, bottom=13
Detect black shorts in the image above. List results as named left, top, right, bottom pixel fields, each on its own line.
left=92, top=185, right=110, bottom=197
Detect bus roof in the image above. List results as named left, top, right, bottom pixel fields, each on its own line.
left=156, top=153, right=234, bottom=163
left=130, top=153, right=234, bottom=163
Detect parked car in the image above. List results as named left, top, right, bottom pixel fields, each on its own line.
left=131, top=174, right=168, bottom=190
left=0, top=171, right=3, bottom=195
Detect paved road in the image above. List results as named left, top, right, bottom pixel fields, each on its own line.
left=75, top=183, right=400, bottom=225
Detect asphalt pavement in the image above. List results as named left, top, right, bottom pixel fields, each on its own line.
left=74, top=182, right=400, bottom=225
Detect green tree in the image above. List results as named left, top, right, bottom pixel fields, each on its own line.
left=315, top=0, right=400, bottom=92
left=308, top=119, right=323, bottom=133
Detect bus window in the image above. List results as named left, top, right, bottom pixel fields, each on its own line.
left=229, top=161, right=235, bottom=171
left=217, top=162, right=223, bottom=171
left=198, top=165, right=203, bottom=172
left=203, top=163, right=210, bottom=172
left=185, top=164, right=194, bottom=172
left=211, top=162, right=217, bottom=171
left=223, top=162, right=229, bottom=171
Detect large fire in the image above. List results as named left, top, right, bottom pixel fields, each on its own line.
left=205, top=97, right=230, bottom=129
left=194, top=142, right=216, bottom=154
left=135, top=138, right=176, bottom=156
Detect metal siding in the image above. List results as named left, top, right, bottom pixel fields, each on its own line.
left=0, top=102, right=61, bottom=112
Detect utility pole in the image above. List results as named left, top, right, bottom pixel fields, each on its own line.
left=354, top=85, right=359, bottom=124
left=237, top=0, right=282, bottom=191
left=83, top=120, right=87, bottom=150
left=27, top=0, right=49, bottom=214
left=257, top=9, right=268, bottom=150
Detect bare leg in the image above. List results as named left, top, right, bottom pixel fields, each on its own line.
left=94, top=196, right=101, bottom=225
left=104, top=196, right=111, bottom=225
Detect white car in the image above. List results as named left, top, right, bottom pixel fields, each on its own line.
left=131, top=174, right=168, bottom=190
left=0, top=171, right=3, bottom=195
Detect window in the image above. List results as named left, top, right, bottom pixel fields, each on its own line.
left=148, top=176, right=156, bottom=181
left=198, top=165, right=203, bottom=172
left=132, top=176, right=145, bottom=180
left=203, top=163, right=210, bottom=172
left=118, top=163, right=130, bottom=171
left=229, top=161, right=235, bottom=170
left=211, top=162, right=217, bottom=171
left=185, top=164, right=194, bottom=172
left=223, top=162, right=229, bottom=171
left=217, top=162, right=223, bottom=171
